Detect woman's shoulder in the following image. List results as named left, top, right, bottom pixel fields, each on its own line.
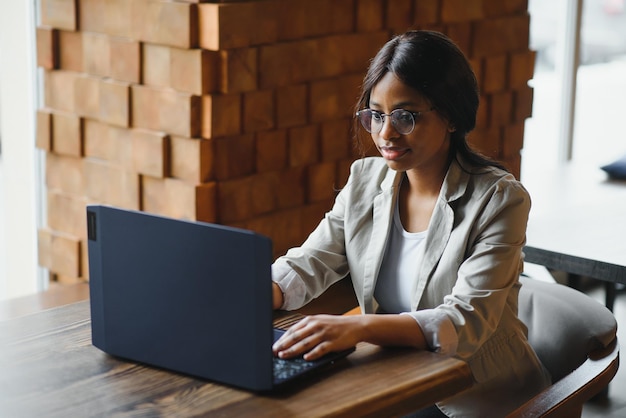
left=474, top=169, right=530, bottom=211
left=348, top=157, right=393, bottom=182
left=343, top=157, right=396, bottom=195
left=456, top=160, right=529, bottom=201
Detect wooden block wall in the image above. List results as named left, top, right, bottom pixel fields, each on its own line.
left=36, top=0, right=534, bottom=284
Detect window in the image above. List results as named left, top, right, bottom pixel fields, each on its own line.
left=522, top=0, right=626, bottom=177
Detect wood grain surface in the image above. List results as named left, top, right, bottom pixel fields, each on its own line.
left=0, top=301, right=473, bottom=417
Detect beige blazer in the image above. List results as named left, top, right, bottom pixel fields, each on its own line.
left=273, top=156, right=550, bottom=417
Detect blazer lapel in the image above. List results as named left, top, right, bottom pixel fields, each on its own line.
left=361, top=169, right=402, bottom=313
left=412, top=159, right=469, bottom=310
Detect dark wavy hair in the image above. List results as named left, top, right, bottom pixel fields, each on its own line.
left=354, top=30, right=506, bottom=172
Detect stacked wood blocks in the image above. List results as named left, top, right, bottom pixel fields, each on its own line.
left=35, top=0, right=535, bottom=283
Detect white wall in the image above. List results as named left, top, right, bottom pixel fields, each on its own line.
left=0, top=1, right=45, bottom=300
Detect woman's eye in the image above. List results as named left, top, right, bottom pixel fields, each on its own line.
left=397, top=112, right=413, bottom=122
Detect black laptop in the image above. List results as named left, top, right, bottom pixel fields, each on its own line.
left=86, top=205, right=354, bottom=391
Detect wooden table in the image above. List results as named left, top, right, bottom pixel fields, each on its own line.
left=0, top=301, right=472, bottom=418
left=523, top=163, right=626, bottom=310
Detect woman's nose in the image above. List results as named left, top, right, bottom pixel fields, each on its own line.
left=378, top=116, right=400, bottom=141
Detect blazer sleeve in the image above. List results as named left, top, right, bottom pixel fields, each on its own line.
left=272, top=176, right=352, bottom=310
left=437, top=177, right=531, bottom=358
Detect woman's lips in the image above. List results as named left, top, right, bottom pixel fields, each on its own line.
left=379, top=146, right=410, bottom=161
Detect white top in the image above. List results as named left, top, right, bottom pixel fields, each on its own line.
left=374, top=200, right=427, bottom=313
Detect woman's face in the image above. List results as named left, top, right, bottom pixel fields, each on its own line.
left=368, top=72, right=452, bottom=175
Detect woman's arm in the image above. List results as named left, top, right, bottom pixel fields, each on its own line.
left=272, top=282, right=284, bottom=310
left=272, top=313, right=428, bottom=361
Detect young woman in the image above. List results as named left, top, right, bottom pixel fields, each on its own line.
left=270, top=30, right=550, bottom=417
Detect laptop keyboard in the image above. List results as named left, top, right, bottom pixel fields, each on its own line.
left=273, top=356, right=319, bottom=383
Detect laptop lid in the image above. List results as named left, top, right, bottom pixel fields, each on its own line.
left=87, top=205, right=275, bottom=391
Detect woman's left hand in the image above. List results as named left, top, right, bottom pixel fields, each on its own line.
left=272, top=315, right=363, bottom=361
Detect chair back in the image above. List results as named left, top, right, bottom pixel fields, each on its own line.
left=517, top=276, right=617, bottom=382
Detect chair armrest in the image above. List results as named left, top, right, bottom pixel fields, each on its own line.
left=507, top=339, right=619, bottom=418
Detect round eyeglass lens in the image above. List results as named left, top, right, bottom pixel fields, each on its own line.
left=357, top=109, right=416, bottom=135
left=392, top=110, right=415, bottom=134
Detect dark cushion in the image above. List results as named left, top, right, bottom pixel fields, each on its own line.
left=517, top=277, right=617, bottom=382
left=600, top=153, right=626, bottom=179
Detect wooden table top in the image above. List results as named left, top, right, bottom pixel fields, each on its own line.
left=0, top=301, right=473, bottom=418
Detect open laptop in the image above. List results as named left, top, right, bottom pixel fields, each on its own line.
left=87, top=205, right=354, bottom=391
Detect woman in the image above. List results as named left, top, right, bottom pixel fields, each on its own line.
left=271, top=30, right=550, bottom=417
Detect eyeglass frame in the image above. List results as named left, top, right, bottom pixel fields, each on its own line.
left=355, top=107, right=435, bottom=135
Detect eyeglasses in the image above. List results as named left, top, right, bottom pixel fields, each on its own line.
left=355, top=108, right=434, bottom=135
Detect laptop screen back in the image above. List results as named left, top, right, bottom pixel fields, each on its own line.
left=87, top=205, right=275, bottom=391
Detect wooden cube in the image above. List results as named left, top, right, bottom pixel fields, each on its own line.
left=441, top=0, right=483, bottom=22
left=243, top=89, right=275, bottom=133
left=83, top=120, right=132, bottom=165
left=99, top=79, right=130, bottom=127
left=276, top=167, right=305, bottom=209
left=309, top=74, right=362, bottom=123
left=44, top=70, right=77, bottom=112
left=162, top=178, right=198, bottom=220
left=45, top=153, right=84, bottom=195
left=159, top=90, right=202, bottom=138
left=170, top=136, right=214, bottom=183
left=142, top=43, right=171, bottom=88
left=307, top=161, right=337, bottom=203
left=482, top=54, right=508, bottom=93
left=216, top=176, right=253, bottom=223
left=47, top=191, right=88, bottom=238
left=195, top=182, right=217, bottom=223
left=446, top=22, right=472, bottom=54
left=213, top=134, right=255, bottom=180
left=385, top=0, right=413, bottom=32
left=472, top=16, right=530, bottom=57
left=512, top=85, right=534, bottom=123
left=52, top=111, right=83, bottom=157
left=171, top=48, right=217, bottom=95
left=83, top=159, right=140, bottom=209
left=131, top=129, right=169, bottom=178
left=489, top=91, right=513, bottom=126
left=103, top=0, right=134, bottom=38
left=41, top=0, right=77, bottom=30
left=356, top=0, right=384, bottom=31
left=414, top=0, right=440, bottom=24
left=139, top=0, right=197, bottom=48
left=259, top=40, right=317, bottom=89
left=276, top=84, right=307, bottom=128
left=110, top=38, right=141, bottom=83
left=289, top=125, right=319, bottom=167
left=502, top=122, right=525, bottom=160
left=131, top=85, right=161, bottom=132
left=82, top=32, right=110, bottom=77
left=36, top=110, right=53, bottom=151
left=58, top=30, right=83, bottom=72
left=219, top=48, right=257, bottom=93
left=256, top=129, right=288, bottom=173
left=36, top=27, right=58, bottom=69
left=201, top=94, right=241, bottom=138
left=320, top=119, right=351, bottom=162
left=74, top=75, right=100, bottom=119
left=198, top=2, right=278, bottom=51
left=250, top=172, right=280, bottom=215
left=509, top=50, right=536, bottom=88
left=38, top=228, right=81, bottom=278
